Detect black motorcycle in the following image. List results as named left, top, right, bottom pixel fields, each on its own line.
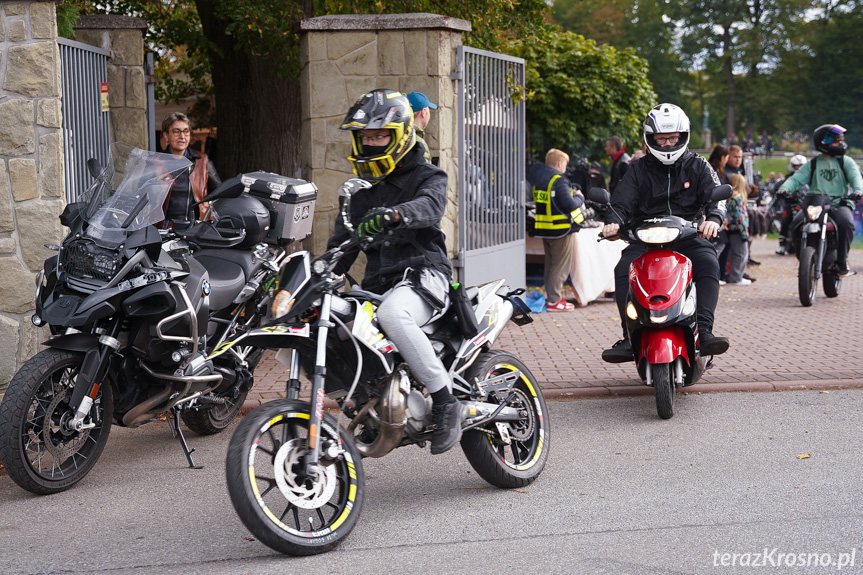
left=222, top=178, right=549, bottom=556
left=788, top=193, right=853, bottom=306
left=0, top=143, right=315, bottom=494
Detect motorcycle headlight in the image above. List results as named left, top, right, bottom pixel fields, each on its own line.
left=636, top=227, right=680, bottom=244
left=271, top=290, right=295, bottom=320
left=806, top=205, right=823, bottom=220
left=626, top=301, right=638, bottom=320
left=682, top=294, right=696, bottom=317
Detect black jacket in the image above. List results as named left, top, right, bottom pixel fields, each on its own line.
left=328, top=146, right=451, bottom=294
left=608, top=151, right=631, bottom=195
left=605, top=150, right=725, bottom=226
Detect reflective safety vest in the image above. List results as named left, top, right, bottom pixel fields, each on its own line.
left=532, top=174, right=584, bottom=238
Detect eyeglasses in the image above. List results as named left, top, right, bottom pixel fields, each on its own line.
left=170, top=128, right=191, bottom=137
left=359, top=134, right=391, bottom=144
left=654, top=135, right=680, bottom=145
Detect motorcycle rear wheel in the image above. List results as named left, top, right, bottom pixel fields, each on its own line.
left=461, top=350, right=550, bottom=488
left=823, top=269, right=841, bottom=298
left=225, top=399, right=364, bottom=556
left=0, top=349, right=113, bottom=494
left=798, top=246, right=817, bottom=306
left=652, top=363, right=674, bottom=420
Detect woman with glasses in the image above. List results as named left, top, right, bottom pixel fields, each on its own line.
left=600, top=103, right=730, bottom=363
left=160, top=112, right=221, bottom=226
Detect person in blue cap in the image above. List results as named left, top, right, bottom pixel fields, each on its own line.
left=407, top=91, right=438, bottom=164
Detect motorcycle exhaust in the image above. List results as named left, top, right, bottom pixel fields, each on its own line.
left=350, top=370, right=409, bottom=458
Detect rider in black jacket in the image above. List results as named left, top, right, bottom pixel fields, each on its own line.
left=328, top=89, right=464, bottom=455
left=601, top=103, right=730, bottom=363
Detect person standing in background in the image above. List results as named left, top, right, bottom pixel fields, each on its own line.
left=407, top=92, right=437, bottom=165
left=161, top=112, right=221, bottom=225
left=604, top=136, right=631, bottom=196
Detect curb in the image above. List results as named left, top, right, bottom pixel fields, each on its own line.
left=239, top=377, right=863, bottom=416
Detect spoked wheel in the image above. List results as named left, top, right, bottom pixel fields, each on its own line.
left=225, top=400, right=364, bottom=556
left=0, top=349, right=113, bottom=494
left=182, top=349, right=263, bottom=435
left=651, top=362, right=674, bottom=420
left=798, top=246, right=817, bottom=306
left=461, top=350, right=550, bottom=489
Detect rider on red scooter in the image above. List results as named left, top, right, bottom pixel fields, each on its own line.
left=601, top=103, right=731, bottom=363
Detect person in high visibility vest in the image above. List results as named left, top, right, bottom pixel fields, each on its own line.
left=527, top=148, right=585, bottom=311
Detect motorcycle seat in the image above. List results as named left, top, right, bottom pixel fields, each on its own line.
left=193, top=249, right=262, bottom=280
left=192, top=251, right=252, bottom=310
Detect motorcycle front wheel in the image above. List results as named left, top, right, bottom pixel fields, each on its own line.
left=225, top=400, right=364, bottom=556
left=651, top=362, right=674, bottom=420
left=798, top=246, right=817, bottom=306
left=461, top=350, right=550, bottom=488
left=0, top=349, right=113, bottom=494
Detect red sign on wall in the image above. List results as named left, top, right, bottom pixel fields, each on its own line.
left=100, top=82, right=109, bottom=112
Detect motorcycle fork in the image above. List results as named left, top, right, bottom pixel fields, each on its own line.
left=815, top=214, right=828, bottom=279
left=67, top=317, right=122, bottom=431
left=302, top=291, right=333, bottom=479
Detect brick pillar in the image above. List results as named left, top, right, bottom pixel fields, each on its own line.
left=0, top=1, right=66, bottom=397
left=74, top=15, right=148, bottom=150
left=299, top=13, right=471, bottom=274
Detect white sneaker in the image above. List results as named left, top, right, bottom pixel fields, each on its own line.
left=718, top=280, right=727, bottom=286
left=727, top=278, right=752, bottom=286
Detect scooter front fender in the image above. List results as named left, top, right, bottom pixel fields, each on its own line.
left=637, top=326, right=689, bottom=365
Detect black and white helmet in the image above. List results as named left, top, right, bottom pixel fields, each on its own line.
left=643, top=103, right=691, bottom=165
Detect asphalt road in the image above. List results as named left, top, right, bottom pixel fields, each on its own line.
left=2, top=390, right=862, bottom=574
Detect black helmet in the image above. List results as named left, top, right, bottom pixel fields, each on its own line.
left=211, top=195, right=270, bottom=248
left=643, top=103, right=691, bottom=165
left=813, top=124, right=847, bottom=156
left=340, top=89, right=416, bottom=183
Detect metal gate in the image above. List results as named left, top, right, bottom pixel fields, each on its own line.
left=455, top=46, right=526, bottom=289
left=58, top=38, right=111, bottom=204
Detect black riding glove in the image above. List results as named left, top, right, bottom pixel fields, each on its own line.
left=357, top=207, right=396, bottom=238
left=849, top=192, right=862, bottom=202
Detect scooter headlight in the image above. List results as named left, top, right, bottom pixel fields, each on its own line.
left=626, top=301, right=638, bottom=320
left=636, top=226, right=680, bottom=244
left=806, top=205, right=823, bottom=220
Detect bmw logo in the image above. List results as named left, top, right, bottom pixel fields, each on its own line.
left=202, top=280, right=211, bottom=296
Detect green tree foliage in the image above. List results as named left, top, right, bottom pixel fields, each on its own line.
left=551, top=0, right=688, bottom=108
left=507, top=31, right=656, bottom=160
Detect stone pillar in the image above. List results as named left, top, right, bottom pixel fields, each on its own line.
left=299, top=14, right=471, bottom=271
left=0, top=1, right=66, bottom=397
left=74, top=15, right=148, bottom=149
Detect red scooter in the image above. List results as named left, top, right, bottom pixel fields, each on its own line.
left=589, top=185, right=731, bottom=419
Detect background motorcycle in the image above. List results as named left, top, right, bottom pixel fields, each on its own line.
left=222, top=178, right=549, bottom=556
left=589, top=185, right=732, bottom=419
left=787, top=193, right=854, bottom=306
left=0, top=144, right=311, bottom=494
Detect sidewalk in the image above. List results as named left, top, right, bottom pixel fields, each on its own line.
left=244, top=237, right=863, bottom=411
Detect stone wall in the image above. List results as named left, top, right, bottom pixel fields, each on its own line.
left=0, top=1, right=66, bottom=397
left=74, top=15, right=148, bottom=149
left=299, top=14, right=470, bottom=275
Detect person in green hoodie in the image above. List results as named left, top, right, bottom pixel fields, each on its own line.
left=778, top=124, right=863, bottom=277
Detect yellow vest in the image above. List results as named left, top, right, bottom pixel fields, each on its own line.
left=532, top=174, right=584, bottom=238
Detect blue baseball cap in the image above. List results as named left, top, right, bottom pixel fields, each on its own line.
left=407, top=92, right=437, bottom=111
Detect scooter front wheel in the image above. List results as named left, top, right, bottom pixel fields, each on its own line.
left=651, top=363, right=674, bottom=420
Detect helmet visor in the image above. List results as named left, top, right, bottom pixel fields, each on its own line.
left=821, top=125, right=846, bottom=144
left=348, top=154, right=396, bottom=182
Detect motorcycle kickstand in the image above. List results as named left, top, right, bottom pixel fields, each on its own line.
left=167, top=407, right=203, bottom=469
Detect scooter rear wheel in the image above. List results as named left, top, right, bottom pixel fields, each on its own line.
left=823, top=269, right=841, bottom=298
left=652, top=363, right=674, bottom=420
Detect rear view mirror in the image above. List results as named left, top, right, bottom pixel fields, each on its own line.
left=587, top=187, right=610, bottom=204
left=87, top=158, right=103, bottom=179
left=712, top=184, right=732, bottom=201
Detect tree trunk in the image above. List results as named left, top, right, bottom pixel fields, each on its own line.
left=723, top=25, right=736, bottom=141
left=195, top=0, right=302, bottom=178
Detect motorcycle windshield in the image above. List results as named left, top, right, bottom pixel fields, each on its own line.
left=80, top=143, right=192, bottom=246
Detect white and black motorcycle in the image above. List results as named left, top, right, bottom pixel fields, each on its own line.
left=223, top=178, right=550, bottom=556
